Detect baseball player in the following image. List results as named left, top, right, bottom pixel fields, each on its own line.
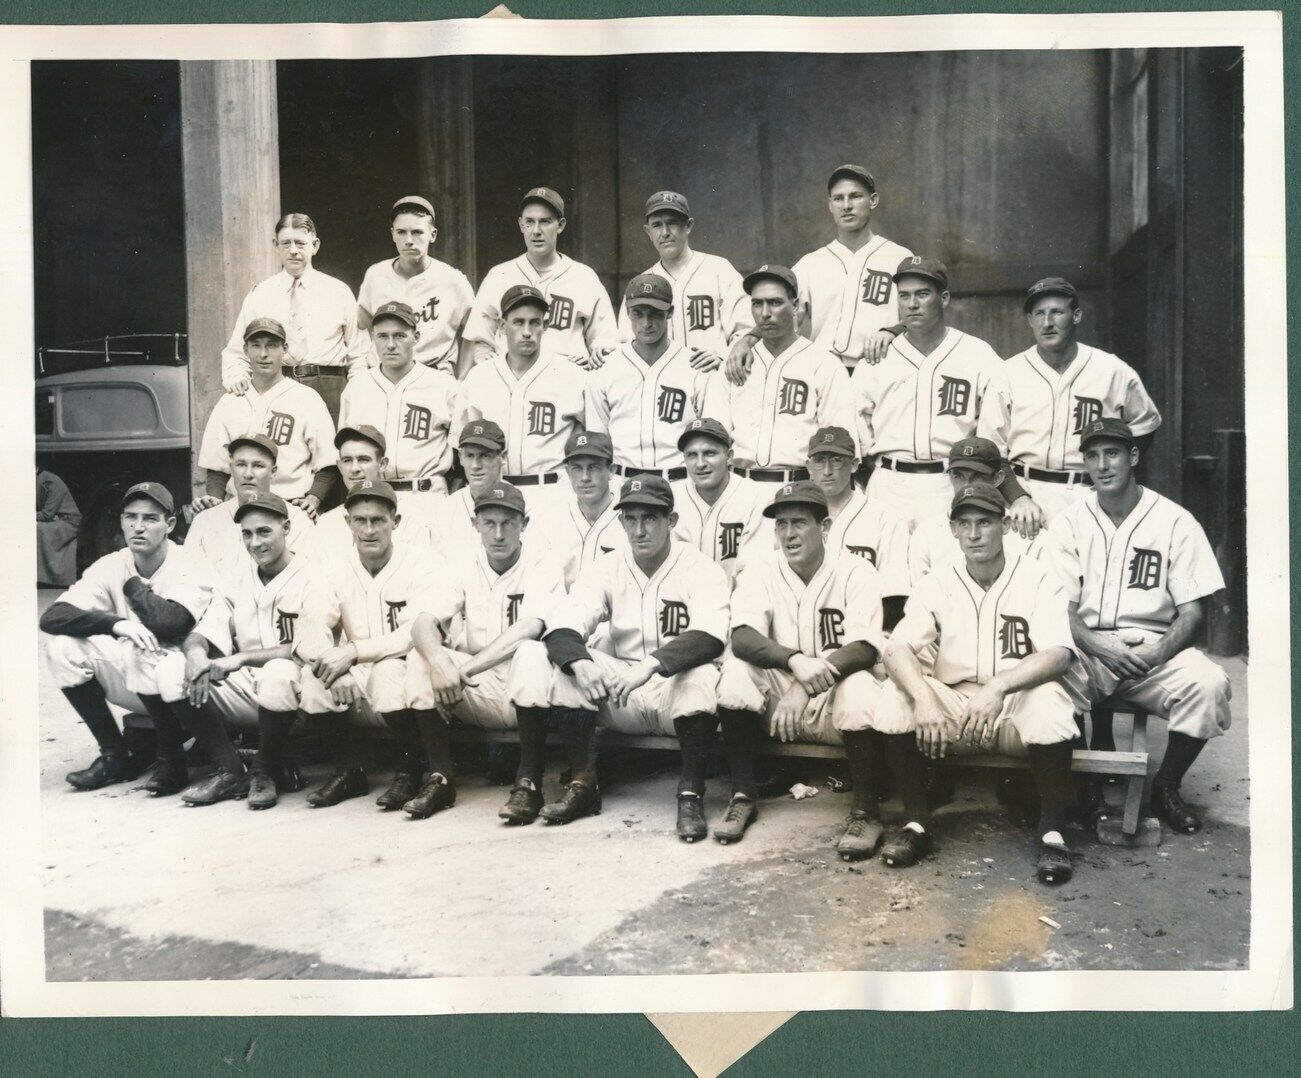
left=295, top=479, right=444, bottom=812
left=408, top=482, right=564, bottom=825
left=702, top=265, right=856, bottom=483
left=437, top=419, right=511, bottom=559
left=978, top=276, right=1162, bottom=521
left=1046, top=418, right=1230, bottom=834
left=717, top=481, right=886, bottom=848
left=41, top=482, right=215, bottom=797
left=185, top=434, right=315, bottom=587
left=196, top=317, right=337, bottom=515
left=535, top=429, right=628, bottom=591
left=357, top=196, right=475, bottom=378
left=221, top=212, right=368, bottom=423
left=877, top=481, right=1084, bottom=884
left=464, top=187, right=619, bottom=370
left=586, top=274, right=711, bottom=479
left=510, top=476, right=731, bottom=839
left=671, top=418, right=772, bottom=582
left=610, top=190, right=750, bottom=370
left=456, top=284, right=585, bottom=512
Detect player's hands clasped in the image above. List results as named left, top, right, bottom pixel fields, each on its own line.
left=427, top=654, right=467, bottom=708
left=329, top=675, right=364, bottom=708
left=571, top=659, right=610, bottom=705
left=313, top=642, right=359, bottom=688
left=788, top=653, right=838, bottom=696
left=112, top=619, right=162, bottom=655
left=958, top=680, right=1006, bottom=746
left=771, top=682, right=810, bottom=743
left=1087, top=633, right=1152, bottom=682
left=606, top=657, right=660, bottom=708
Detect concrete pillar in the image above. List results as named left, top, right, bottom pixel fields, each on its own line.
left=179, top=60, right=281, bottom=495
left=416, top=58, right=477, bottom=282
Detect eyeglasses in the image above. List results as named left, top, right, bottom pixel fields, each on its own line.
left=276, top=239, right=312, bottom=250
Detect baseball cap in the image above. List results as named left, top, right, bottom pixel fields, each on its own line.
left=893, top=255, right=949, bottom=291
left=473, top=483, right=527, bottom=516
left=520, top=186, right=565, bottom=217
left=1023, top=276, right=1079, bottom=312
left=344, top=478, right=399, bottom=511
left=645, top=190, right=691, bottom=218
left=243, top=317, right=287, bottom=343
left=501, top=283, right=550, bottom=318
left=615, top=475, right=675, bottom=512
left=227, top=432, right=279, bottom=461
left=335, top=424, right=387, bottom=454
left=677, top=417, right=732, bottom=451
left=458, top=419, right=507, bottom=452
left=233, top=491, right=290, bottom=522
left=120, top=481, right=175, bottom=516
left=625, top=273, right=673, bottom=311
left=949, top=481, right=1008, bottom=519
left=391, top=194, right=435, bottom=219
left=372, top=300, right=419, bottom=329
left=743, top=264, right=799, bottom=297
left=828, top=163, right=877, bottom=194
left=763, top=479, right=830, bottom=519
left=1079, top=417, right=1136, bottom=451
left=563, top=429, right=614, bottom=463
left=947, top=437, right=1001, bottom=475
left=807, top=426, right=857, bottom=459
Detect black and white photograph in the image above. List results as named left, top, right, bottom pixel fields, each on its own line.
left=0, top=11, right=1289, bottom=1017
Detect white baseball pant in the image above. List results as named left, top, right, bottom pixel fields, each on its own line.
left=717, top=656, right=883, bottom=746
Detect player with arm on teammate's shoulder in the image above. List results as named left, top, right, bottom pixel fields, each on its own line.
left=717, top=481, right=887, bottom=849
left=509, top=476, right=731, bottom=839
left=878, top=481, right=1086, bottom=885
left=41, top=482, right=215, bottom=797
left=463, top=187, right=618, bottom=371
left=357, top=196, right=476, bottom=379
left=978, top=277, right=1162, bottom=522
left=1046, top=419, right=1231, bottom=835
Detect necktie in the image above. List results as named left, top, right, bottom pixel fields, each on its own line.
left=288, top=277, right=307, bottom=363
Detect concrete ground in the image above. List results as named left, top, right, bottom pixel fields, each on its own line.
left=36, top=594, right=1250, bottom=980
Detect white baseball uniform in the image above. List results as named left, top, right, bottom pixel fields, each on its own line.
left=464, top=254, right=619, bottom=365
left=719, top=551, right=886, bottom=744
left=585, top=343, right=710, bottom=472
left=702, top=338, right=856, bottom=473
left=907, top=515, right=1036, bottom=586
left=615, top=252, right=751, bottom=357
left=534, top=484, right=628, bottom=592
left=197, top=379, right=338, bottom=499
left=826, top=490, right=911, bottom=597
left=357, top=256, right=475, bottom=374
left=184, top=498, right=315, bottom=590
left=511, top=542, right=730, bottom=735
left=875, top=553, right=1084, bottom=750
left=852, top=327, right=1003, bottom=529
left=670, top=475, right=773, bottom=582
left=1046, top=487, right=1230, bottom=740
left=303, top=501, right=436, bottom=567
left=977, top=345, right=1162, bottom=519
left=792, top=234, right=913, bottom=369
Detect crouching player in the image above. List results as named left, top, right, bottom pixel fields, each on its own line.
left=716, top=481, right=886, bottom=848
left=879, top=481, right=1085, bottom=884
left=510, top=476, right=732, bottom=840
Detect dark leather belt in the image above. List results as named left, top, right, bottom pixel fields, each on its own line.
left=388, top=477, right=440, bottom=492
left=284, top=364, right=346, bottom=379
left=504, top=472, right=561, bottom=488
left=877, top=455, right=945, bottom=475
left=613, top=464, right=689, bottom=482
left=1011, top=461, right=1093, bottom=486
left=733, top=466, right=810, bottom=483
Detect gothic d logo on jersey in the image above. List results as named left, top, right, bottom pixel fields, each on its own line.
left=506, top=593, right=524, bottom=626
left=1127, top=548, right=1162, bottom=590
left=936, top=376, right=972, bottom=417
left=546, top=295, right=575, bottom=331
left=659, top=600, right=690, bottom=636
left=999, top=614, right=1034, bottom=659
left=845, top=545, right=877, bottom=564
left=860, top=270, right=891, bottom=305
left=686, top=295, right=715, bottom=331
left=718, top=522, right=743, bottom=561
left=528, top=401, right=556, bottom=436
left=778, top=378, right=809, bottom=416
left=402, top=403, right=431, bottom=441
left=1071, top=396, right=1103, bottom=434
left=275, top=610, right=297, bottom=645
left=264, top=411, right=296, bottom=447
left=657, top=386, right=687, bottom=424
left=818, top=607, right=845, bottom=650
left=385, top=600, right=407, bottom=632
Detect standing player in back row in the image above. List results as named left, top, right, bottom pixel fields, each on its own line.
left=464, top=187, right=619, bottom=370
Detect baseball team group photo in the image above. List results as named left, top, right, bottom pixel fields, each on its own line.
left=25, top=41, right=1257, bottom=986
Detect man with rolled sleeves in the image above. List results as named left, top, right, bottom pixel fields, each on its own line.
left=536, top=429, right=628, bottom=592
left=716, top=481, right=887, bottom=849
left=1047, top=418, right=1231, bottom=834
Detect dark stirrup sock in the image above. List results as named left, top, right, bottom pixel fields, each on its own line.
left=136, top=693, right=189, bottom=762
left=255, top=708, right=298, bottom=774
left=60, top=679, right=126, bottom=754
left=842, top=728, right=884, bottom=816
left=515, top=706, right=550, bottom=786
left=882, top=732, right=931, bottom=826
left=561, top=709, right=599, bottom=787
left=718, top=708, right=763, bottom=800
left=1026, top=741, right=1075, bottom=836
left=321, top=711, right=362, bottom=770
left=1154, top=730, right=1208, bottom=789
left=382, top=708, right=425, bottom=766
left=413, top=709, right=455, bottom=779
left=673, top=712, right=718, bottom=795
left=1089, top=709, right=1116, bottom=752
left=169, top=697, right=242, bottom=771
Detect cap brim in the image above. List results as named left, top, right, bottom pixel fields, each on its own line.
left=344, top=491, right=398, bottom=509
left=947, top=459, right=997, bottom=475
left=626, top=297, right=672, bottom=311
left=763, top=498, right=827, bottom=519
left=828, top=167, right=875, bottom=191
left=564, top=450, right=613, bottom=463
left=1023, top=289, right=1076, bottom=313
left=1079, top=433, right=1135, bottom=451
left=645, top=204, right=690, bottom=219
left=743, top=271, right=794, bottom=294
left=893, top=270, right=947, bottom=289
left=807, top=445, right=855, bottom=458
left=949, top=497, right=1006, bottom=518
left=227, top=438, right=275, bottom=457
left=458, top=435, right=505, bottom=451
left=502, top=298, right=550, bottom=317
left=120, top=492, right=173, bottom=515
left=615, top=495, right=672, bottom=511
left=335, top=427, right=384, bottom=451
left=677, top=431, right=731, bottom=451
left=520, top=197, right=563, bottom=217
left=233, top=503, right=288, bottom=522
left=473, top=499, right=526, bottom=515
left=372, top=313, right=419, bottom=329
left=243, top=330, right=286, bottom=342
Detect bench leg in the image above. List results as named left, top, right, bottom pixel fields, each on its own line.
left=1121, top=710, right=1149, bottom=836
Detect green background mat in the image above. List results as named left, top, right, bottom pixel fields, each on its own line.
left=3, top=0, right=1296, bottom=1073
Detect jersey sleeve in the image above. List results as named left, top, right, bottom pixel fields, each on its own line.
left=816, top=357, right=857, bottom=436
left=850, top=360, right=879, bottom=457
left=59, top=554, right=118, bottom=613
left=975, top=365, right=1013, bottom=456
left=718, top=259, right=753, bottom=343
left=583, top=283, right=620, bottom=353
left=686, top=558, right=732, bottom=643
left=421, top=576, right=468, bottom=637
left=1167, top=512, right=1226, bottom=605
left=547, top=561, right=612, bottom=640
left=194, top=589, right=236, bottom=656
left=1118, top=361, right=1162, bottom=437
left=583, top=367, right=612, bottom=435
left=450, top=271, right=476, bottom=334
left=699, top=371, right=734, bottom=433
left=1028, top=569, right=1078, bottom=656
left=971, top=338, right=1005, bottom=409
left=520, top=560, right=566, bottom=625
left=729, top=562, right=773, bottom=635
left=891, top=574, right=942, bottom=654
left=197, top=397, right=236, bottom=475
left=356, top=263, right=380, bottom=318
left=615, top=299, right=632, bottom=344
left=842, top=562, right=886, bottom=656
left=220, top=287, right=257, bottom=390
left=791, top=253, right=814, bottom=328
left=162, top=551, right=217, bottom=623
left=1042, top=514, right=1084, bottom=603
left=303, top=387, right=339, bottom=472
left=464, top=267, right=505, bottom=347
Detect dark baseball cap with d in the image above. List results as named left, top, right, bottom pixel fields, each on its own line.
left=372, top=300, right=419, bottom=328
left=234, top=491, right=290, bottom=523
left=1079, top=417, right=1136, bottom=451
left=459, top=419, right=506, bottom=452
left=894, top=255, right=948, bottom=291
left=344, top=478, right=399, bottom=510
left=520, top=186, right=565, bottom=217
left=615, top=475, right=674, bottom=512
left=645, top=190, right=691, bottom=218
left=626, top=274, right=673, bottom=311
left=1023, top=276, right=1079, bottom=312
left=227, top=432, right=279, bottom=461
left=828, top=163, right=876, bottom=193
left=743, top=264, right=798, bottom=296
left=473, top=482, right=527, bottom=516
left=678, top=417, right=732, bottom=451
left=950, top=481, right=1007, bottom=518
left=948, top=437, right=1001, bottom=475
left=121, top=481, right=175, bottom=516
left=391, top=194, right=435, bottom=218
left=763, top=479, right=830, bottom=519
left=501, top=283, right=550, bottom=317
left=244, top=317, right=287, bottom=343
left=564, top=429, right=613, bottom=463
left=336, top=424, right=386, bottom=454
left=807, top=426, right=857, bottom=458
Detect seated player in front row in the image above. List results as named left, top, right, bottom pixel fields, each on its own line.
left=510, top=476, right=733, bottom=840
left=877, top=482, right=1085, bottom=885
left=717, top=481, right=886, bottom=849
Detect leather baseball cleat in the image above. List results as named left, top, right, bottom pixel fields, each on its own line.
left=142, top=758, right=190, bottom=797
left=376, top=768, right=422, bottom=811
left=713, top=795, right=757, bottom=844
left=540, top=780, right=602, bottom=824
left=181, top=767, right=249, bottom=806
left=881, top=826, right=932, bottom=868
left=676, top=792, right=708, bottom=843
left=1036, top=840, right=1074, bottom=885
left=306, top=767, right=369, bottom=808
left=1151, top=785, right=1202, bottom=834
left=66, top=753, right=136, bottom=791
left=836, top=810, right=885, bottom=861
left=499, top=779, right=544, bottom=825
left=246, top=769, right=278, bottom=810
left=403, top=773, right=457, bottom=819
